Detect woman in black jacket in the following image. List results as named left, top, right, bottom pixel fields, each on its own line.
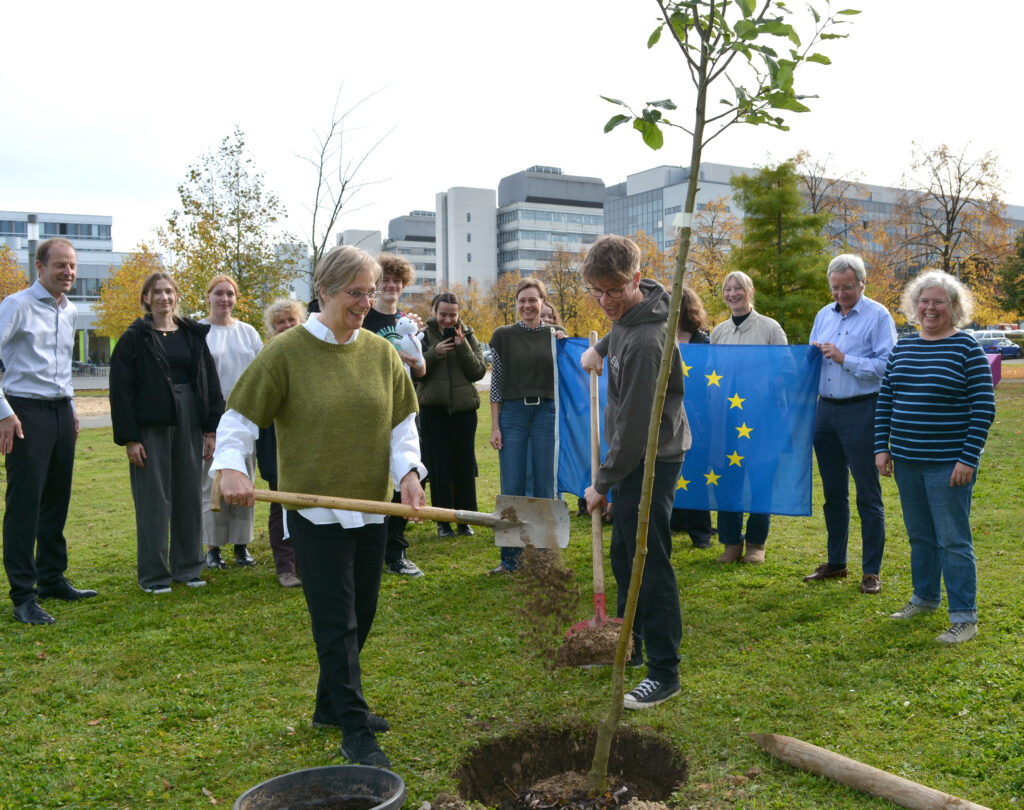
left=417, top=291, right=487, bottom=538
left=109, top=272, right=224, bottom=594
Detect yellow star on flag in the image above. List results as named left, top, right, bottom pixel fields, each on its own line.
left=705, top=370, right=723, bottom=387
left=680, top=360, right=691, bottom=377
left=676, top=475, right=690, bottom=491
left=736, top=422, right=753, bottom=439
left=727, top=393, right=745, bottom=409
left=727, top=451, right=744, bottom=467
left=704, top=468, right=721, bottom=486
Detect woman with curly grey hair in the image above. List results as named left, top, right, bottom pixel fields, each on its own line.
left=874, top=269, right=995, bottom=644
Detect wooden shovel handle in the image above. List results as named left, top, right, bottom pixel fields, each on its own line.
left=211, top=470, right=503, bottom=528
left=589, top=331, right=606, bottom=596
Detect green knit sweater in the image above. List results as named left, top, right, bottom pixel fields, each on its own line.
left=227, top=325, right=419, bottom=500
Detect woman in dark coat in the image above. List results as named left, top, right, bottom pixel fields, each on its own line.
left=109, top=272, right=224, bottom=593
left=417, top=292, right=487, bottom=538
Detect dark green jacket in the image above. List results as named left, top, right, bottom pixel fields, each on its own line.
left=417, top=318, right=487, bottom=413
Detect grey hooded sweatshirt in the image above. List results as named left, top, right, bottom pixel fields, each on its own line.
left=595, top=278, right=691, bottom=495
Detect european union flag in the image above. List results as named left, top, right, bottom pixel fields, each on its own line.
left=556, top=340, right=821, bottom=517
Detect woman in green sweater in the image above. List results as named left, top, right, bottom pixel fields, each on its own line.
left=418, top=291, right=487, bottom=538
left=212, top=246, right=425, bottom=770
left=488, top=276, right=560, bottom=573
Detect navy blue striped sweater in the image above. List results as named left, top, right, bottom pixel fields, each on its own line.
left=873, top=332, right=995, bottom=468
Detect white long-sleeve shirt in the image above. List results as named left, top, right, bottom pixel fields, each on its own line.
left=210, top=315, right=426, bottom=529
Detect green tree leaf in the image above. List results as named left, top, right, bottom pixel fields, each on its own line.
left=601, top=95, right=627, bottom=106
left=647, top=98, right=678, bottom=110
left=806, top=52, right=832, bottom=65
left=647, top=25, right=663, bottom=48
left=604, top=114, right=631, bottom=133
left=633, top=118, right=665, bottom=150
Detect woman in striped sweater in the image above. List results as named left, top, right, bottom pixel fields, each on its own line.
left=874, top=270, right=995, bottom=644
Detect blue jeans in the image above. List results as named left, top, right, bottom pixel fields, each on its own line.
left=813, top=397, right=886, bottom=574
left=498, top=398, right=556, bottom=567
left=894, top=460, right=977, bottom=623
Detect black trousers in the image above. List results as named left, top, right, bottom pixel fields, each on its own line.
left=419, top=405, right=478, bottom=513
left=288, top=511, right=386, bottom=735
left=3, top=397, right=76, bottom=606
left=609, top=459, right=683, bottom=684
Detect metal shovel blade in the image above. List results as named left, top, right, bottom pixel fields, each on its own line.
left=491, top=495, right=570, bottom=549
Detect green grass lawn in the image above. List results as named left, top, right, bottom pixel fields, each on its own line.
left=2, top=387, right=1022, bottom=809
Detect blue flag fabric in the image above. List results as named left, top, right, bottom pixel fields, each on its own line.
left=556, top=340, right=821, bottom=517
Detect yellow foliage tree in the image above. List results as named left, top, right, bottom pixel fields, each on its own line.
left=537, top=248, right=608, bottom=338
left=635, top=230, right=674, bottom=288
left=0, top=244, right=29, bottom=303
left=686, top=197, right=741, bottom=324
left=93, top=245, right=165, bottom=338
left=450, top=279, right=498, bottom=343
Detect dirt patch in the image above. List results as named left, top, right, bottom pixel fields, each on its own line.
left=511, top=544, right=581, bottom=666
left=554, top=622, right=629, bottom=668
left=454, top=725, right=686, bottom=810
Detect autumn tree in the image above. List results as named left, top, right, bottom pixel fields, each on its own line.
left=93, top=245, right=166, bottom=338
left=996, top=231, right=1024, bottom=319
left=729, top=160, right=829, bottom=343
left=450, top=279, right=498, bottom=342
left=634, top=230, right=675, bottom=288
left=794, top=150, right=868, bottom=252
left=491, top=271, right=522, bottom=329
left=593, top=0, right=855, bottom=793
left=537, top=247, right=607, bottom=337
left=301, top=87, right=392, bottom=274
left=893, top=142, right=1011, bottom=276
left=0, top=244, right=29, bottom=302
left=687, top=196, right=741, bottom=322
left=159, top=126, right=301, bottom=327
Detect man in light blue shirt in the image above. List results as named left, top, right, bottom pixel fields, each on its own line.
left=803, top=254, right=896, bottom=594
left=0, top=237, right=96, bottom=625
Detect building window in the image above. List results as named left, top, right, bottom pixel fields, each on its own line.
left=466, top=233, right=472, bottom=243
left=467, top=253, right=472, bottom=263
left=466, top=212, right=471, bottom=223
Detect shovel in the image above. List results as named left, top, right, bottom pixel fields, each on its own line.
left=566, top=332, right=623, bottom=637
left=211, top=471, right=569, bottom=549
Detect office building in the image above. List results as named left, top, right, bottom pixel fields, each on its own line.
left=435, top=187, right=497, bottom=289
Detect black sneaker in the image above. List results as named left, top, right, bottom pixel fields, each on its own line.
left=437, top=522, right=456, bottom=538
left=385, top=555, right=424, bottom=578
left=456, top=524, right=474, bottom=536
left=341, top=728, right=391, bottom=768
left=234, top=544, right=256, bottom=566
left=623, top=678, right=680, bottom=710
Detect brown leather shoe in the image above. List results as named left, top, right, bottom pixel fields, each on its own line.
left=860, top=573, right=881, bottom=594
left=803, top=563, right=848, bottom=582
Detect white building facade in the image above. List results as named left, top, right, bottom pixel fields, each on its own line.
left=435, top=187, right=498, bottom=289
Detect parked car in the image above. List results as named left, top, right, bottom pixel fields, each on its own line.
left=977, top=337, right=1022, bottom=359
left=481, top=343, right=492, bottom=365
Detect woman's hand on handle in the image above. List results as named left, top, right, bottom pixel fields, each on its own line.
left=219, top=469, right=255, bottom=508
left=400, top=470, right=426, bottom=521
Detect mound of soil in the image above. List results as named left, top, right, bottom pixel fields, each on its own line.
left=554, top=622, right=630, bottom=668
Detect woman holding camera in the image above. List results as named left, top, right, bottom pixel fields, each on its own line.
left=417, top=292, right=488, bottom=538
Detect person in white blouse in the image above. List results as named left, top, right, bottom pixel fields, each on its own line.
left=200, top=275, right=263, bottom=569
left=212, top=245, right=425, bottom=769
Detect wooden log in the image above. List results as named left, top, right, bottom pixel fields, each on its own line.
left=750, top=732, right=991, bottom=810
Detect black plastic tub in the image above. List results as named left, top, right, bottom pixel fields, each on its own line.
left=234, top=765, right=406, bottom=810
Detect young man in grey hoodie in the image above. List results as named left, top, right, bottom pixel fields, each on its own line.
left=581, top=235, right=691, bottom=709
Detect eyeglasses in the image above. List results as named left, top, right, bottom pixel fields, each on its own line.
left=587, top=286, right=626, bottom=299
left=344, top=289, right=377, bottom=301
left=830, top=283, right=862, bottom=293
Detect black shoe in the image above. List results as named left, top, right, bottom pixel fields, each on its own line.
left=313, top=713, right=390, bottom=733
left=205, top=548, right=226, bottom=570
left=341, top=728, right=391, bottom=768
left=385, top=555, right=424, bottom=578
left=623, top=677, right=681, bottom=710
left=37, top=580, right=97, bottom=601
left=691, top=538, right=712, bottom=549
left=456, top=524, right=474, bottom=537
left=13, top=598, right=56, bottom=625
left=234, top=544, right=256, bottom=566
left=437, top=522, right=456, bottom=538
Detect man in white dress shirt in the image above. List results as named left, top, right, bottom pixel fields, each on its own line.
left=0, top=238, right=97, bottom=625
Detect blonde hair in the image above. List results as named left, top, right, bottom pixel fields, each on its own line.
left=722, top=271, right=755, bottom=301
left=263, top=298, right=308, bottom=338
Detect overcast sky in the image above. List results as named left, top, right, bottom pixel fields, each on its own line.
left=3, top=0, right=1021, bottom=253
